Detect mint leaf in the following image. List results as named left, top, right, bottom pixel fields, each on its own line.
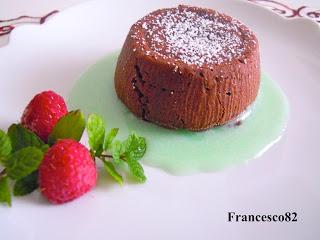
left=123, top=132, right=146, bottom=161
left=127, top=158, right=146, bottom=183
left=0, top=129, right=12, bottom=161
left=0, top=176, right=11, bottom=206
left=112, top=140, right=124, bottom=163
left=7, top=124, right=45, bottom=152
left=5, top=147, right=43, bottom=180
left=103, top=161, right=123, bottom=185
left=87, top=114, right=105, bottom=155
left=48, top=110, right=86, bottom=145
left=103, top=128, right=119, bottom=151
left=41, top=144, right=50, bottom=153
left=13, top=171, right=38, bottom=196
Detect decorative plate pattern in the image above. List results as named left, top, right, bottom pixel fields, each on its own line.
left=248, top=0, right=320, bottom=22
left=0, top=1, right=319, bottom=48
left=0, top=10, right=58, bottom=47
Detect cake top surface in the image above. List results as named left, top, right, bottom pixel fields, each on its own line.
left=131, top=5, right=257, bottom=67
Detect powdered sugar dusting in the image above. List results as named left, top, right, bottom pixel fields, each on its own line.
left=131, top=6, right=255, bottom=67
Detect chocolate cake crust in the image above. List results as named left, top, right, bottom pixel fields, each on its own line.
left=115, top=5, right=260, bottom=130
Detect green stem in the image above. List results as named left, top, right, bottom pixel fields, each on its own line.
left=99, top=156, right=107, bottom=163
left=100, top=154, right=126, bottom=162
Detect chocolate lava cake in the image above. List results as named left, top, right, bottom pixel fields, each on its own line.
left=115, top=5, right=260, bottom=131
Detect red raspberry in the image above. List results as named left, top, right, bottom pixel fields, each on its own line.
left=21, top=90, right=68, bottom=142
left=39, top=139, right=97, bottom=204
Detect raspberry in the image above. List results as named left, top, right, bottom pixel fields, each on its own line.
left=21, top=91, right=68, bottom=142
left=39, top=139, right=97, bottom=204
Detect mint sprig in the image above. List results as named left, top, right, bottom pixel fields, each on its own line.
left=0, top=125, right=48, bottom=206
left=102, top=161, right=124, bottom=185
left=104, top=128, right=119, bottom=151
left=87, top=114, right=147, bottom=184
left=122, top=132, right=147, bottom=162
left=48, top=110, right=86, bottom=145
left=8, top=124, right=47, bottom=152
left=13, top=171, right=38, bottom=196
left=87, top=114, right=106, bottom=155
left=0, top=176, right=11, bottom=206
left=127, top=157, right=146, bottom=183
left=0, top=129, right=12, bottom=162
left=4, top=147, right=43, bottom=180
left=111, top=140, right=124, bottom=163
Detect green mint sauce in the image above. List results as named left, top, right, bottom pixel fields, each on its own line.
left=68, top=53, right=289, bottom=175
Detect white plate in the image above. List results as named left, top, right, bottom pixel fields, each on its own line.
left=0, top=0, right=320, bottom=239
